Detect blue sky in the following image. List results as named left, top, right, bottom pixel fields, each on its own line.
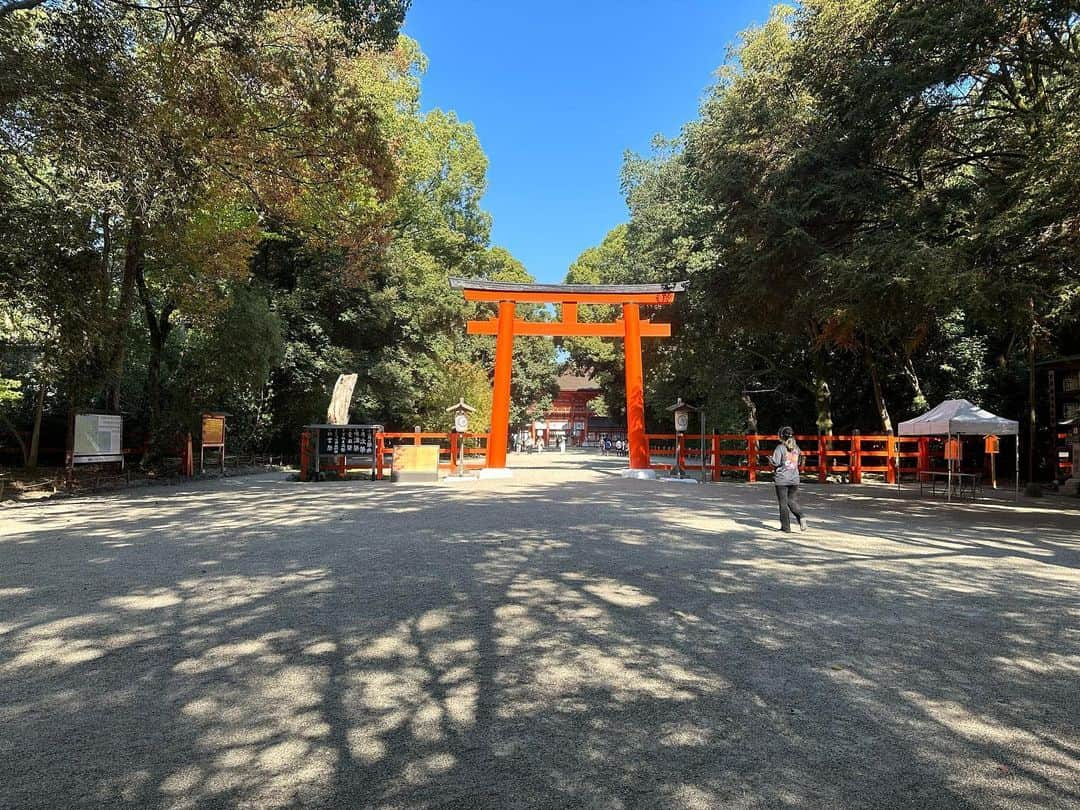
left=404, top=1, right=777, bottom=283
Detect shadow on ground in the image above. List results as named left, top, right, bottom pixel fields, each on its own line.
left=0, top=465, right=1077, bottom=809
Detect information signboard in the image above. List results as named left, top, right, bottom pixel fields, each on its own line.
left=202, top=414, right=225, bottom=447
left=200, top=413, right=228, bottom=474
left=318, top=426, right=377, bottom=456
left=73, top=413, right=124, bottom=465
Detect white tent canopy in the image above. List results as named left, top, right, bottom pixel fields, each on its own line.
left=896, top=399, right=1019, bottom=501
left=898, top=399, right=1019, bottom=436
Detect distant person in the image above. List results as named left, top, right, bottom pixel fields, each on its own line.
left=604, top=438, right=612, bottom=456
left=772, top=426, right=806, bottom=532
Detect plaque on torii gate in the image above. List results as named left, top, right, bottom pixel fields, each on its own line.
left=450, top=278, right=688, bottom=471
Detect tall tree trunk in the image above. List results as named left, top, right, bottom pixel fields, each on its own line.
left=136, top=269, right=174, bottom=459
left=105, top=214, right=144, bottom=411
left=100, top=210, right=111, bottom=311
left=812, top=351, right=833, bottom=435
left=1027, top=299, right=1037, bottom=485
left=866, top=352, right=893, bottom=433
left=0, top=411, right=27, bottom=467
left=741, top=390, right=758, bottom=434
left=26, top=381, right=45, bottom=471
left=902, top=358, right=928, bottom=412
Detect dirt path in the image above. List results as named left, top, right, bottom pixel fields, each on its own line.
left=1, top=452, right=1077, bottom=808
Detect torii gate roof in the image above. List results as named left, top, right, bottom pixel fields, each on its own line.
left=449, top=277, right=689, bottom=304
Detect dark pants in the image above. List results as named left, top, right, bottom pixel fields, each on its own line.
left=774, top=484, right=803, bottom=532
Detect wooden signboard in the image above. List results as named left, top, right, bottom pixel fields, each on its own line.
left=202, top=414, right=225, bottom=447
left=319, top=425, right=377, bottom=456
left=305, top=424, right=382, bottom=480
left=201, top=413, right=227, bottom=474
left=393, top=445, right=440, bottom=482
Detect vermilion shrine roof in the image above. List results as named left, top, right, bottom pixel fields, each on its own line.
left=555, top=373, right=600, bottom=392
left=449, top=277, right=689, bottom=304
left=449, top=278, right=688, bottom=294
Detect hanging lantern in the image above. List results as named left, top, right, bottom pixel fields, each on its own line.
left=984, top=435, right=1000, bottom=454
left=944, top=437, right=961, bottom=460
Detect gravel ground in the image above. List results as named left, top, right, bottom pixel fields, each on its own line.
left=1, top=450, right=1077, bottom=809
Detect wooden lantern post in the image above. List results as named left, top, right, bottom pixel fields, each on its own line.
left=446, top=398, right=476, bottom=477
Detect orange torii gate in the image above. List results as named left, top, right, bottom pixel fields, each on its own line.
left=450, top=278, right=688, bottom=472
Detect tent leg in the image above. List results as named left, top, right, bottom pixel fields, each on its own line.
left=1015, top=435, right=1019, bottom=501
left=947, top=433, right=953, bottom=503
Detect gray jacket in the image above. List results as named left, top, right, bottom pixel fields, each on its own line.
left=772, top=442, right=801, bottom=486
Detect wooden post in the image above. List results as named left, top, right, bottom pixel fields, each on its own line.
left=449, top=431, right=458, bottom=475
left=676, top=433, right=685, bottom=476
left=818, top=434, right=828, bottom=483
left=747, top=433, right=758, bottom=482
left=487, top=300, right=515, bottom=468
left=299, top=430, right=310, bottom=482
left=179, top=433, right=194, bottom=478
left=918, top=436, right=929, bottom=475
left=886, top=433, right=897, bottom=484
left=376, top=433, right=384, bottom=480
left=623, top=302, right=649, bottom=469
left=711, top=434, right=720, bottom=482
left=851, top=430, right=862, bottom=484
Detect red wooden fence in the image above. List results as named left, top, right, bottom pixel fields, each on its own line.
left=641, top=432, right=1010, bottom=484
left=298, top=429, right=1071, bottom=483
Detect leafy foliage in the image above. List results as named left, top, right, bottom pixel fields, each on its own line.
left=0, top=2, right=556, bottom=463
left=570, top=1, right=1079, bottom=456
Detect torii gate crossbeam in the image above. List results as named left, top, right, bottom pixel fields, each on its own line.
left=450, top=278, right=688, bottom=471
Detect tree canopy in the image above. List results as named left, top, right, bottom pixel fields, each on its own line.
left=565, top=1, right=1078, bottom=475
left=3, top=1, right=1077, bottom=477
left=0, top=0, right=556, bottom=466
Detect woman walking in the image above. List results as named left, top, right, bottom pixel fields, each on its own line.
left=772, top=426, right=807, bottom=532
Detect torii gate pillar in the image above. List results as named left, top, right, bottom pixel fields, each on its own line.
left=488, top=301, right=515, bottom=469
left=622, top=302, right=648, bottom=470
left=451, top=278, right=688, bottom=471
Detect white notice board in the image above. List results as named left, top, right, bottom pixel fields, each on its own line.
left=73, top=413, right=124, bottom=464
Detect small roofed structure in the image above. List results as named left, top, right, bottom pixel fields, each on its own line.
left=533, top=373, right=602, bottom=446
left=897, top=399, right=1019, bottom=437
left=898, top=399, right=1019, bottom=500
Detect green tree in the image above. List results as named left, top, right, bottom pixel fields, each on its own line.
left=1, top=2, right=412, bottom=460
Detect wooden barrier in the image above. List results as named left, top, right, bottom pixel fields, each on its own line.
left=644, top=432, right=928, bottom=483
